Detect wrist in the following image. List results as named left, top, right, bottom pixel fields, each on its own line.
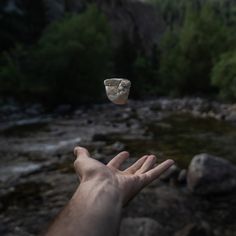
left=72, top=178, right=123, bottom=207
left=46, top=176, right=123, bottom=236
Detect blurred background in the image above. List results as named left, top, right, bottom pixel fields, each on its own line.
left=0, top=0, right=236, bottom=236
left=1, top=0, right=236, bottom=104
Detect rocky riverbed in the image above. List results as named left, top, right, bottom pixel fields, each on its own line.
left=0, top=98, right=236, bottom=236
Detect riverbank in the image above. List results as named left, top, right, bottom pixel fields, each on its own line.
left=0, top=97, right=236, bottom=235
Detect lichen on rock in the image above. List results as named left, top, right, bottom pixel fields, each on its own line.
left=104, top=78, right=131, bottom=105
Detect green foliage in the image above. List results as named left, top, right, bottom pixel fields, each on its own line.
left=0, top=5, right=112, bottom=104
left=159, top=3, right=231, bottom=96
left=131, top=55, right=159, bottom=97
left=112, top=36, right=137, bottom=82
left=158, top=29, right=181, bottom=96
left=31, top=5, right=111, bottom=104
left=1, top=0, right=236, bottom=103
left=112, top=36, right=160, bottom=98
left=211, top=51, right=236, bottom=100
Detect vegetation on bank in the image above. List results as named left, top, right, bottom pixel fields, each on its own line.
left=0, top=0, right=236, bottom=105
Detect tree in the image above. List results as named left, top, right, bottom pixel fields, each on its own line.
left=159, top=3, right=230, bottom=96
left=29, top=5, right=111, bottom=104
left=211, top=51, right=236, bottom=101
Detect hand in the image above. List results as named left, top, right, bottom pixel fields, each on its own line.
left=44, top=147, right=174, bottom=236
left=74, top=147, right=174, bottom=205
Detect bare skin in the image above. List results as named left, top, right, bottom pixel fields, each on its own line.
left=45, top=146, right=174, bottom=236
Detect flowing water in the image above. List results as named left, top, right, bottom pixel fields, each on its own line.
left=1, top=107, right=236, bottom=235
left=1, top=111, right=236, bottom=169
left=110, top=114, right=236, bottom=168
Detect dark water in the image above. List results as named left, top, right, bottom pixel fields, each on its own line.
left=112, top=114, right=236, bottom=168
left=1, top=113, right=236, bottom=169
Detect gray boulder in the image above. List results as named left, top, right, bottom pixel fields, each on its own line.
left=187, top=153, right=236, bottom=195
left=119, top=217, right=166, bottom=236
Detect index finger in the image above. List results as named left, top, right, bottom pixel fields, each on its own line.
left=74, top=146, right=91, bottom=159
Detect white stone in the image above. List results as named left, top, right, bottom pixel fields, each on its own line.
left=104, top=78, right=131, bottom=105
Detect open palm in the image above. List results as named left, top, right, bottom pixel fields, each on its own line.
left=74, top=147, right=174, bottom=205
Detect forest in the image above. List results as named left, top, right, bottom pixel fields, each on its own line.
left=0, top=0, right=236, bottom=105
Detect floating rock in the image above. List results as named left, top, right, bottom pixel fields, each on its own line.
left=120, top=217, right=166, bottom=236
left=187, top=153, right=236, bottom=195
left=104, top=78, right=131, bottom=105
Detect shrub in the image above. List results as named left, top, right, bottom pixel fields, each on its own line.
left=131, top=55, right=160, bottom=97
left=0, top=5, right=112, bottom=105
left=211, top=51, right=236, bottom=101
left=159, top=3, right=230, bottom=96
left=112, top=36, right=160, bottom=98
left=30, top=5, right=111, bottom=104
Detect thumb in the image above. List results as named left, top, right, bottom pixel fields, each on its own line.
left=73, top=146, right=91, bottom=179
left=74, top=146, right=91, bottom=160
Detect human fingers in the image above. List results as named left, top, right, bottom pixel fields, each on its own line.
left=107, top=151, right=129, bottom=169
left=135, top=155, right=157, bottom=174
left=124, top=155, right=148, bottom=174
left=74, top=146, right=91, bottom=160
left=73, top=146, right=93, bottom=180
left=74, top=146, right=91, bottom=172
left=142, top=159, right=174, bottom=184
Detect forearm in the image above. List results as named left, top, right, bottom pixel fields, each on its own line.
left=45, top=180, right=122, bottom=236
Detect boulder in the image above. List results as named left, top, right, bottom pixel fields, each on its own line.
left=187, top=153, right=236, bottom=195
left=119, top=217, right=166, bottom=236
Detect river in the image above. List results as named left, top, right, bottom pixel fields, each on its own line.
left=0, top=98, right=236, bottom=235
